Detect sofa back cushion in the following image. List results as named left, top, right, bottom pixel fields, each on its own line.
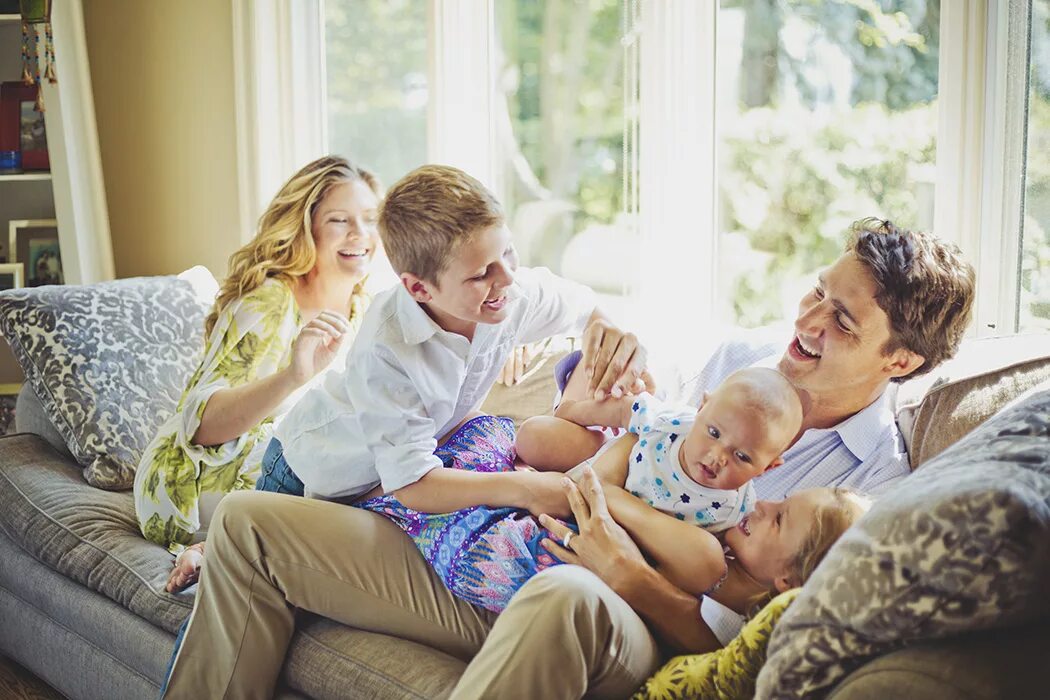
left=896, top=334, right=1050, bottom=469
left=0, top=268, right=217, bottom=489
left=756, top=387, right=1050, bottom=699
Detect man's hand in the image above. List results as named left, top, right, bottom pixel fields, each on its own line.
left=580, top=318, right=647, bottom=400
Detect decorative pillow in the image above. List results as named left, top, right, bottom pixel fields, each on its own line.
left=0, top=268, right=217, bottom=490
left=634, top=588, right=800, bottom=700
left=756, top=388, right=1050, bottom=699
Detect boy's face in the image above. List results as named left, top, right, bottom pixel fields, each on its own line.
left=406, top=224, right=519, bottom=337
left=678, top=385, right=790, bottom=491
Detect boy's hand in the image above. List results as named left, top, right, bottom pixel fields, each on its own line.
left=517, top=471, right=572, bottom=518
left=581, top=319, right=647, bottom=400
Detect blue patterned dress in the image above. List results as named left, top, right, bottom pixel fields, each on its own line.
left=355, top=415, right=563, bottom=613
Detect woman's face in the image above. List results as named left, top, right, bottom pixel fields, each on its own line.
left=722, top=488, right=828, bottom=592
left=310, top=179, right=380, bottom=285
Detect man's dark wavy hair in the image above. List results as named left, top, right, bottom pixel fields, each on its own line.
left=847, top=218, right=975, bottom=383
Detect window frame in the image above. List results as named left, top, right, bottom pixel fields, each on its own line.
left=289, top=0, right=1037, bottom=337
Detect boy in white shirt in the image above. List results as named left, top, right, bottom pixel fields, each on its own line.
left=268, top=164, right=646, bottom=516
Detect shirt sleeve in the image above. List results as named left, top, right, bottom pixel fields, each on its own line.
left=514, top=266, right=598, bottom=344
left=179, top=282, right=298, bottom=462
left=348, top=347, right=444, bottom=495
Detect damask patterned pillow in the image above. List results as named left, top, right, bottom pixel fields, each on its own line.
left=756, top=388, right=1050, bottom=699
left=0, top=268, right=217, bottom=490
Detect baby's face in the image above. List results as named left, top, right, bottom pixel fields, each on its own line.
left=677, top=386, right=793, bottom=491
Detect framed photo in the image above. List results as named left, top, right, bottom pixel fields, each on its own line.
left=9, top=219, right=62, bottom=287
left=0, top=82, right=49, bottom=171
left=0, top=263, right=24, bottom=291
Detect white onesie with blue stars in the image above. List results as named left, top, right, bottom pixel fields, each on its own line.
left=623, top=392, right=754, bottom=532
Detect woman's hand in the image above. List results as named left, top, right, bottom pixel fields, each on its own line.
left=538, top=467, right=649, bottom=592
left=288, top=310, right=352, bottom=384
left=497, top=343, right=537, bottom=386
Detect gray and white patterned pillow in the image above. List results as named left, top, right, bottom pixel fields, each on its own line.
left=0, top=269, right=217, bottom=490
left=756, top=388, right=1050, bottom=699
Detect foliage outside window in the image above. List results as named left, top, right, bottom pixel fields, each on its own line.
left=326, top=0, right=428, bottom=188
left=717, top=0, right=940, bottom=327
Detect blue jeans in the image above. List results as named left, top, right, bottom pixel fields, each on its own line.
left=255, top=437, right=305, bottom=496
left=160, top=439, right=304, bottom=696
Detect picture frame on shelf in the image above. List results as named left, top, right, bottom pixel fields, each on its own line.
left=0, top=82, right=49, bottom=171
left=0, top=262, right=23, bottom=291
left=9, top=219, right=61, bottom=287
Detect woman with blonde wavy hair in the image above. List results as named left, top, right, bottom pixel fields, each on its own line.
left=134, top=155, right=383, bottom=591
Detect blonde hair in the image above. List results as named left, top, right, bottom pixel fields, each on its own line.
left=378, top=164, right=504, bottom=285
left=746, top=488, right=870, bottom=615
left=786, top=488, right=870, bottom=585
left=205, top=156, right=382, bottom=337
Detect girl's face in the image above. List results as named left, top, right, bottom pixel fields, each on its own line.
left=722, top=489, right=829, bottom=593
left=310, top=179, right=381, bottom=286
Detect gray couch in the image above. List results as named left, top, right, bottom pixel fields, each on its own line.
left=1, top=274, right=1048, bottom=699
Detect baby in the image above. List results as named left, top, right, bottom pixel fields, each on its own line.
left=516, top=356, right=803, bottom=533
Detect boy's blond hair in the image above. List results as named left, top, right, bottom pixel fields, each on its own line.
left=378, top=165, right=505, bottom=285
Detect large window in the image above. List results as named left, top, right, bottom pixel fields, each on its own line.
left=325, top=0, right=428, bottom=187
left=1021, top=0, right=1050, bottom=332
left=494, top=0, right=626, bottom=290
left=715, top=0, right=939, bottom=327
left=316, top=0, right=1045, bottom=346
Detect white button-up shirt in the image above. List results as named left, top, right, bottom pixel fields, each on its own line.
left=276, top=266, right=597, bottom=499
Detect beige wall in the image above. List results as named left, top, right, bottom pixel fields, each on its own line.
left=83, top=1, right=240, bottom=280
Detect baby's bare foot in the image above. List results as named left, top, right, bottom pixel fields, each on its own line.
left=166, top=542, right=206, bottom=593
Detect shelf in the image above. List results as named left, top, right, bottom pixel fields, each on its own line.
left=0, top=14, right=21, bottom=26
left=0, top=172, right=51, bottom=182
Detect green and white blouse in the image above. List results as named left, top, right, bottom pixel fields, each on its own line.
left=134, top=278, right=358, bottom=552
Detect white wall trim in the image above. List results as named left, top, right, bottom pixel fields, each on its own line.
left=40, top=0, right=114, bottom=284
left=426, top=0, right=497, bottom=187
left=638, top=0, right=718, bottom=350
left=232, top=0, right=327, bottom=244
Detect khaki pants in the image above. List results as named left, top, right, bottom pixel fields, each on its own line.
left=164, top=491, right=659, bottom=699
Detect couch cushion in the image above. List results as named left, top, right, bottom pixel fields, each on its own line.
left=0, top=433, right=193, bottom=632
left=756, top=387, right=1050, bottom=699
left=0, top=268, right=217, bottom=489
left=480, top=338, right=568, bottom=427
left=285, top=616, right=464, bottom=699
left=896, top=334, right=1050, bottom=468
left=0, top=434, right=469, bottom=698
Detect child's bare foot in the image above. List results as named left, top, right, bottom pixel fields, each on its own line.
left=166, top=542, right=206, bottom=593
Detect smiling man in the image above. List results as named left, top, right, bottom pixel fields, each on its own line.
left=448, top=217, right=977, bottom=699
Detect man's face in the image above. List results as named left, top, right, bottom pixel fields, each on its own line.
left=778, top=254, right=907, bottom=404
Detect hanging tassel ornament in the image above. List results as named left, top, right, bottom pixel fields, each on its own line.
left=20, top=21, right=33, bottom=85
left=19, top=0, right=55, bottom=111
left=44, top=21, right=56, bottom=84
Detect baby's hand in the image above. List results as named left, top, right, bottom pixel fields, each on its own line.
left=518, top=471, right=572, bottom=519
